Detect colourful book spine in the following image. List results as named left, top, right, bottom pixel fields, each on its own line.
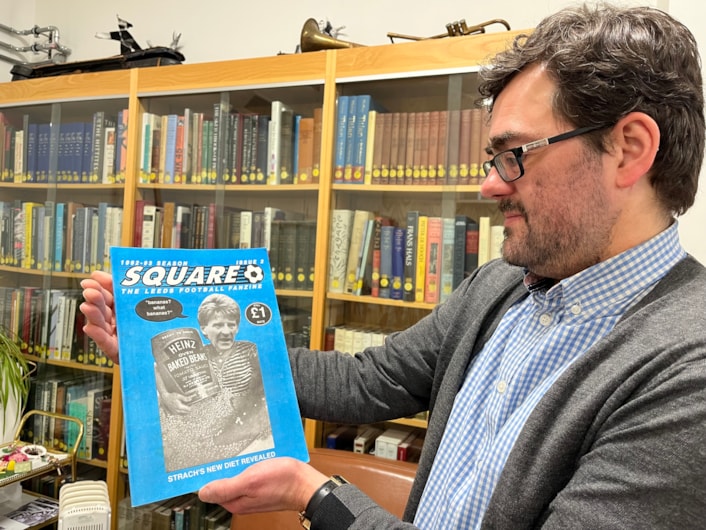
left=414, top=215, right=428, bottom=303
left=440, top=217, right=456, bottom=303
left=391, top=226, right=405, bottom=300
left=424, top=217, right=443, bottom=304
left=403, top=210, right=419, bottom=302
left=333, top=95, right=350, bottom=184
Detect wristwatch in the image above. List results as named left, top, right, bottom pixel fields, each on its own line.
left=299, top=474, right=349, bottom=529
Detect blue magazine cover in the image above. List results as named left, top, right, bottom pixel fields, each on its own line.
left=110, top=246, right=309, bottom=506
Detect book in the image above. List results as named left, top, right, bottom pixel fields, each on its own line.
left=378, top=224, right=395, bottom=299
left=403, top=211, right=419, bottom=301
left=344, top=210, right=374, bottom=294
left=478, top=216, right=491, bottom=267
left=391, top=226, right=405, bottom=300
left=424, top=217, right=442, bottom=304
left=414, top=215, right=428, bottom=303
left=440, top=217, right=456, bottom=302
left=327, top=209, right=354, bottom=294
left=110, top=246, right=308, bottom=506
left=333, top=95, right=350, bottom=183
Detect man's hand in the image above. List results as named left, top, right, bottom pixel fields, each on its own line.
left=199, top=457, right=328, bottom=516
left=80, top=270, right=119, bottom=364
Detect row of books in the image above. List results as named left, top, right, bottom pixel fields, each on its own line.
left=138, top=101, right=323, bottom=186
left=118, top=493, right=231, bottom=530
left=0, top=110, right=128, bottom=184
left=0, top=285, right=113, bottom=367
left=28, top=370, right=112, bottom=461
left=135, top=203, right=317, bottom=291
left=324, top=324, right=389, bottom=355
left=326, top=424, right=424, bottom=463
left=333, top=94, right=491, bottom=186
left=328, top=209, right=502, bottom=304
left=0, top=200, right=123, bottom=274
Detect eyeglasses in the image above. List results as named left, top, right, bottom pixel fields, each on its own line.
left=482, top=125, right=605, bottom=182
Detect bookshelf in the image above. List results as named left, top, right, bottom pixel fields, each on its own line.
left=0, top=29, right=523, bottom=527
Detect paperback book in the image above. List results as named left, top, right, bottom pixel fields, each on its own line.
left=110, top=246, right=308, bottom=506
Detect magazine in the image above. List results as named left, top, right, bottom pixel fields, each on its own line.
left=110, top=246, right=309, bottom=506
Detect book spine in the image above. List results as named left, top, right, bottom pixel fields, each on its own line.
left=424, top=217, right=443, bottom=304
left=403, top=210, right=418, bottom=301
left=352, top=95, right=372, bottom=184
left=327, top=209, right=353, bottom=293
left=440, top=217, right=456, bottom=303
left=333, top=95, right=349, bottom=183
left=391, top=226, right=405, bottom=300
left=342, top=95, right=358, bottom=183
left=414, top=215, right=428, bottom=303
left=378, top=225, right=394, bottom=299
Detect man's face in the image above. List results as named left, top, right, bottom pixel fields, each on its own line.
left=201, top=314, right=238, bottom=352
left=481, top=64, right=618, bottom=279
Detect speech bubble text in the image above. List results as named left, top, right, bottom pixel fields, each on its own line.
left=135, top=297, right=187, bottom=322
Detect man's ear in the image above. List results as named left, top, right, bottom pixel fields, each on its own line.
left=610, top=111, right=660, bottom=189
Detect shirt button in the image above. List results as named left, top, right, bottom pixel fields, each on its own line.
left=497, top=380, right=508, bottom=393
left=570, top=304, right=582, bottom=315
left=539, top=313, right=552, bottom=326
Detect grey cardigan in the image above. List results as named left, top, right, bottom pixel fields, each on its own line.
left=291, top=257, right=706, bottom=529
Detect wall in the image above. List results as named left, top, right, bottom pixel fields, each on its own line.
left=2, top=0, right=704, bottom=263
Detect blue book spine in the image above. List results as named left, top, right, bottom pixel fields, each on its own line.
left=352, top=94, right=372, bottom=183
left=54, top=202, right=65, bottom=272
left=343, top=95, right=358, bottom=182
left=391, top=226, right=406, bottom=300
left=333, top=95, right=350, bottom=183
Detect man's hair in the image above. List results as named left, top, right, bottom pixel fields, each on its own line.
left=479, top=3, right=705, bottom=215
left=197, top=294, right=241, bottom=326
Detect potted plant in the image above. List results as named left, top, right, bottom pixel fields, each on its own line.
left=0, top=327, right=33, bottom=444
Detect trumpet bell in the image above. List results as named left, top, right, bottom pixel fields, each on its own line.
left=300, top=18, right=364, bottom=52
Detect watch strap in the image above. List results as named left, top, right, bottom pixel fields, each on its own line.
left=299, top=475, right=349, bottom=529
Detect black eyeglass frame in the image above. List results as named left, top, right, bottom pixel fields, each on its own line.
left=482, top=125, right=606, bottom=182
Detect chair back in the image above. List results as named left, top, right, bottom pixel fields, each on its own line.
left=231, top=447, right=417, bottom=529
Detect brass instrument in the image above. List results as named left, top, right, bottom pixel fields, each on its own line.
left=300, top=18, right=364, bottom=52
left=299, top=17, right=511, bottom=53
left=387, top=18, right=511, bottom=43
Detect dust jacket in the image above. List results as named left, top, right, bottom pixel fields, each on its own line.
left=110, top=246, right=308, bottom=506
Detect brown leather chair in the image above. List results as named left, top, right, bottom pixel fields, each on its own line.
left=231, top=447, right=418, bottom=529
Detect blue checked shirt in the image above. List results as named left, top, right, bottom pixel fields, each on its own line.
left=414, top=223, right=686, bottom=529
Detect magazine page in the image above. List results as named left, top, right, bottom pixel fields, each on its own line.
left=110, top=246, right=308, bottom=506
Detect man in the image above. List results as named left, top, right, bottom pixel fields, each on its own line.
left=81, top=4, right=706, bottom=528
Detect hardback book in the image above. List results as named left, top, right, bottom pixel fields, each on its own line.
left=378, top=224, right=395, bottom=299
left=342, top=95, right=359, bottom=182
left=446, top=109, right=461, bottom=186
left=296, top=116, right=315, bottom=184
left=477, top=216, right=492, bottom=267
left=327, top=209, right=355, bottom=293
left=469, top=108, right=482, bottom=184
left=390, top=226, right=406, bottom=300
left=333, top=95, right=350, bottom=183
left=388, top=112, right=401, bottom=185
left=414, top=215, right=428, bottom=303
left=403, top=210, right=419, bottom=301
left=458, top=109, right=473, bottom=185
left=110, top=246, right=308, bottom=506
left=439, top=217, right=456, bottom=303
left=344, top=210, right=375, bottom=294
left=370, top=216, right=393, bottom=297
left=371, top=112, right=386, bottom=185
left=424, top=217, right=443, bottom=304
left=311, top=107, right=323, bottom=184
left=267, top=100, right=293, bottom=185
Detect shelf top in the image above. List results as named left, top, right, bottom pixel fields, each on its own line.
left=0, top=69, right=131, bottom=106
